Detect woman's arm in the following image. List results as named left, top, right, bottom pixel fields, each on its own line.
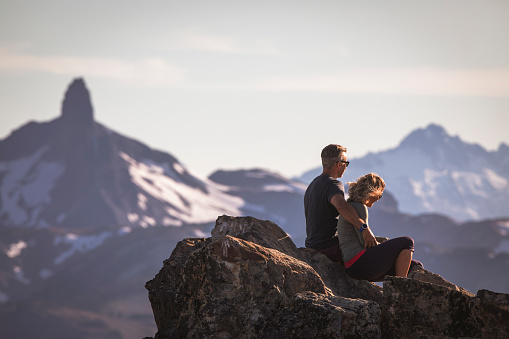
left=331, top=194, right=377, bottom=248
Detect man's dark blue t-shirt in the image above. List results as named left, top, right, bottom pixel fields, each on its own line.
left=304, top=174, right=345, bottom=250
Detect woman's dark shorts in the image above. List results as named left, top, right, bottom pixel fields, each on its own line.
left=346, top=236, right=423, bottom=281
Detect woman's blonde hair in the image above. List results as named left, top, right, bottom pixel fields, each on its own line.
left=347, top=173, right=385, bottom=204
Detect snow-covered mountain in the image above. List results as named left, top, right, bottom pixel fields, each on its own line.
left=0, top=78, right=244, bottom=230
left=298, top=124, right=509, bottom=221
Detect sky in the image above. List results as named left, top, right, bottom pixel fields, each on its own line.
left=1, top=0, right=508, bottom=178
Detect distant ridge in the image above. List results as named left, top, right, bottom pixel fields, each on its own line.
left=298, top=124, right=509, bottom=221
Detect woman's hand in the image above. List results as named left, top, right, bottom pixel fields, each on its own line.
left=363, top=227, right=378, bottom=248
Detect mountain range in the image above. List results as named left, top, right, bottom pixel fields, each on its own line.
left=299, top=124, right=509, bottom=222
left=0, top=78, right=508, bottom=339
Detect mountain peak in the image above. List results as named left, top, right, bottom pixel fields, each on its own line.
left=399, top=123, right=455, bottom=150
left=61, top=78, right=94, bottom=127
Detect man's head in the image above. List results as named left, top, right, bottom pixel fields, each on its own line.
left=321, top=144, right=348, bottom=178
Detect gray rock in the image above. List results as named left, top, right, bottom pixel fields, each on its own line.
left=298, top=247, right=383, bottom=304
left=146, top=227, right=381, bottom=338
left=261, top=291, right=381, bottom=338
left=407, top=264, right=475, bottom=296
left=213, top=215, right=383, bottom=303
left=211, top=214, right=304, bottom=260
left=381, top=276, right=509, bottom=338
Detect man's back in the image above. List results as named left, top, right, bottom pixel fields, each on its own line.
left=304, top=174, right=344, bottom=250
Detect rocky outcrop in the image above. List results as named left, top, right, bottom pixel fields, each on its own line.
left=406, top=262, right=475, bottom=296
left=382, top=276, right=509, bottom=338
left=211, top=215, right=304, bottom=260
left=298, top=247, right=384, bottom=304
left=145, top=215, right=509, bottom=339
left=212, top=215, right=384, bottom=303
left=146, top=234, right=380, bottom=338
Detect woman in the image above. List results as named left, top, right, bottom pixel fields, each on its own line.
left=338, top=173, right=422, bottom=281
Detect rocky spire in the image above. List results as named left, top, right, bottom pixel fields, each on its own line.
left=61, top=78, right=94, bottom=128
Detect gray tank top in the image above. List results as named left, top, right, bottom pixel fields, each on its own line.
left=337, top=201, right=370, bottom=263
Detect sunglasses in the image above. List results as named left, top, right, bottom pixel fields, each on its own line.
left=337, top=160, right=350, bottom=167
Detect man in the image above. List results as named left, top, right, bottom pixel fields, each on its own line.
left=304, top=144, right=377, bottom=263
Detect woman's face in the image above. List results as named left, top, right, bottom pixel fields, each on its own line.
left=365, top=192, right=383, bottom=207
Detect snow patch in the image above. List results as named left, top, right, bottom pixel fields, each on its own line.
left=497, top=221, right=509, bottom=236
left=245, top=171, right=273, bottom=179
left=118, top=226, right=132, bottom=235
left=162, top=216, right=183, bottom=227
left=127, top=213, right=139, bottom=223
left=193, top=229, right=209, bottom=238
left=483, top=168, right=508, bottom=191
left=422, top=169, right=449, bottom=198
left=462, top=208, right=479, bottom=220
left=53, top=231, right=113, bottom=265
left=6, top=240, right=27, bottom=258
left=0, top=146, right=65, bottom=227
left=119, top=152, right=244, bottom=225
left=137, top=193, right=148, bottom=210
left=451, top=171, right=488, bottom=197
left=263, top=184, right=294, bottom=193
left=263, top=183, right=306, bottom=194
left=174, top=163, right=185, bottom=175
left=14, top=266, right=30, bottom=285
left=139, top=215, right=156, bottom=228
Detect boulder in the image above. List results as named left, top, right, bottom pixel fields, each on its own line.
left=211, top=215, right=304, bottom=260
left=259, top=291, right=380, bottom=338
left=407, top=263, right=475, bottom=296
left=381, top=276, right=509, bottom=338
left=213, top=215, right=384, bottom=304
left=146, top=217, right=382, bottom=338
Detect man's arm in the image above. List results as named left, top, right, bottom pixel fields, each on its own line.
left=330, top=194, right=378, bottom=248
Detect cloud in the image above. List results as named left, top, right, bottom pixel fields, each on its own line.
left=0, top=47, right=186, bottom=87
left=252, top=67, right=509, bottom=97
left=165, top=29, right=282, bottom=56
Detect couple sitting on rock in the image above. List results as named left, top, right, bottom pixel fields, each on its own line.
left=304, top=144, right=422, bottom=281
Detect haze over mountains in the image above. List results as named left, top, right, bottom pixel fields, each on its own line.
left=0, top=78, right=508, bottom=338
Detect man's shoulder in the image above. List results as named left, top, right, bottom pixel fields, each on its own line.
left=323, top=175, right=344, bottom=191
left=307, top=174, right=344, bottom=198
left=311, top=173, right=342, bottom=185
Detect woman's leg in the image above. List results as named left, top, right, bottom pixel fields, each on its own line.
left=395, top=249, right=413, bottom=277
left=346, top=236, right=415, bottom=281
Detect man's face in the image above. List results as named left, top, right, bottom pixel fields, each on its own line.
left=337, top=154, right=348, bottom=178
